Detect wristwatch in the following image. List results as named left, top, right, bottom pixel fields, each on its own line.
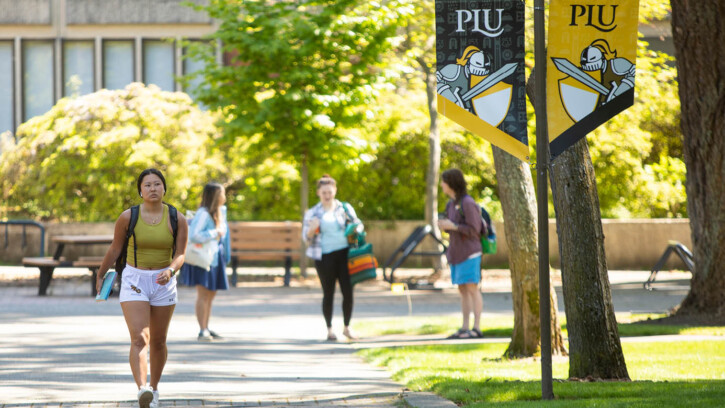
left=168, top=267, right=176, bottom=276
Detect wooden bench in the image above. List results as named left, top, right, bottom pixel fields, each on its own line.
left=22, top=234, right=113, bottom=296
left=21, top=257, right=67, bottom=295
left=22, top=255, right=104, bottom=296
left=229, top=221, right=302, bottom=286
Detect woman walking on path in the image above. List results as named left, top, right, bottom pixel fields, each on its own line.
left=96, top=168, right=188, bottom=408
left=179, top=182, right=231, bottom=341
left=438, top=168, right=485, bottom=339
left=303, top=175, right=362, bottom=341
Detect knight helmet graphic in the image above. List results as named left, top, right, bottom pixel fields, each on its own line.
left=554, top=39, right=636, bottom=122
left=437, top=45, right=516, bottom=127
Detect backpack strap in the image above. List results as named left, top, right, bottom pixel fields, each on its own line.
left=456, top=196, right=488, bottom=237
left=167, top=203, right=179, bottom=257
left=480, top=207, right=495, bottom=237
left=127, top=205, right=140, bottom=267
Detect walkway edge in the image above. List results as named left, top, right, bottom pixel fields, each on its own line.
left=402, top=391, right=458, bottom=408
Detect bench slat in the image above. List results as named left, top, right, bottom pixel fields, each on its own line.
left=77, top=256, right=105, bottom=262
left=230, top=221, right=301, bottom=227
left=230, top=229, right=300, bottom=237
left=22, top=257, right=64, bottom=267
left=231, top=236, right=300, bottom=244
left=231, top=252, right=301, bottom=261
left=230, top=225, right=300, bottom=231
left=229, top=225, right=302, bottom=233
left=231, top=238, right=300, bottom=245
left=73, top=261, right=104, bottom=267
left=230, top=241, right=301, bottom=250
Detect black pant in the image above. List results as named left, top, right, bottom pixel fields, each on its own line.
left=314, top=247, right=353, bottom=327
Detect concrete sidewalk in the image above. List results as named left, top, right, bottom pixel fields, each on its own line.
left=0, top=267, right=693, bottom=407
left=0, top=268, right=466, bottom=408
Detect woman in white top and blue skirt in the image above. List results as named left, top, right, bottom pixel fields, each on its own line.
left=179, top=183, right=231, bottom=341
left=303, top=175, right=362, bottom=341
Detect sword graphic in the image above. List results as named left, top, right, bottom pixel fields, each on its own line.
left=551, top=58, right=610, bottom=95
left=461, top=62, right=518, bottom=102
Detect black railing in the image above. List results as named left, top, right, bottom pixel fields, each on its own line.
left=381, top=224, right=447, bottom=285
left=644, top=240, right=694, bottom=290
left=1, top=220, right=45, bottom=257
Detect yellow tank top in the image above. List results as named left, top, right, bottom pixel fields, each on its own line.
left=127, top=205, right=174, bottom=269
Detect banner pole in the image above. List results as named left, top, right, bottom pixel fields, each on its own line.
left=534, top=0, right=554, bottom=400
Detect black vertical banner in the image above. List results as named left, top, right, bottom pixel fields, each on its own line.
left=436, top=0, right=528, bottom=161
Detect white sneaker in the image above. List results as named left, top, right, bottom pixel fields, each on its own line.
left=150, top=389, right=159, bottom=408
left=198, top=329, right=213, bottom=341
left=137, top=386, right=153, bottom=408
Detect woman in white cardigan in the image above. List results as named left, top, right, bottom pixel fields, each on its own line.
left=179, top=182, right=231, bottom=341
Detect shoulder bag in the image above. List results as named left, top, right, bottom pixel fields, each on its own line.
left=184, top=210, right=216, bottom=270
left=341, top=202, right=378, bottom=285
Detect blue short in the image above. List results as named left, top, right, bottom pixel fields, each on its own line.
left=450, top=255, right=481, bottom=285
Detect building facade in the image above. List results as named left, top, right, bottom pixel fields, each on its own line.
left=0, top=0, right=218, bottom=135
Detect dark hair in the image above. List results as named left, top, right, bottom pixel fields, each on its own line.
left=200, top=182, right=224, bottom=226
left=137, top=168, right=167, bottom=196
left=441, top=168, right=467, bottom=200
left=316, top=174, right=337, bottom=189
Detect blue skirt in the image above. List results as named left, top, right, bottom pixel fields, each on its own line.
left=450, top=255, right=482, bottom=285
left=179, top=242, right=229, bottom=291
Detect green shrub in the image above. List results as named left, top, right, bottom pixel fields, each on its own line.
left=0, top=83, right=227, bottom=221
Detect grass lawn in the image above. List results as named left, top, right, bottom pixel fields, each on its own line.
left=353, top=315, right=725, bottom=407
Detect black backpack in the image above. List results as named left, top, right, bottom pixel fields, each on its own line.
left=480, top=206, right=495, bottom=238
left=114, top=204, right=179, bottom=274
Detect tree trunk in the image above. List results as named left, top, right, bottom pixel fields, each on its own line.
left=420, top=57, right=444, bottom=274
left=549, top=139, right=628, bottom=380
left=492, top=147, right=566, bottom=358
left=527, top=67, right=626, bottom=378
left=299, top=156, right=309, bottom=278
left=670, top=1, right=725, bottom=317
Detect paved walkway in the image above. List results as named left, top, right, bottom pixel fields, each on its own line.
left=0, top=267, right=694, bottom=407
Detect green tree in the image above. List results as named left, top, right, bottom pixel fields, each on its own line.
left=395, top=0, right=442, bottom=254
left=183, top=0, right=412, bottom=216
left=0, top=83, right=227, bottom=221
left=334, top=89, right=499, bottom=220
left=218, top=87, right=500, bottom=223
left=184, top=0, right=412, bottom=274
left=587, top=39, right=684, bottom=218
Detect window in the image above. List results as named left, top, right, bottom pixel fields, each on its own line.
left=183, top=41, right=210, bottom=108
left=63, top=41, right=94, bottom=97
left=143, top=40, right=175, bottom=91
left=22, top=40, right=54, bottom=121
left=103, top=40, right=134, bottom=90
left=0, top=42, right=13, bottom=133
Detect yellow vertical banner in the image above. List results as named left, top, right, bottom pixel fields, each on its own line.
left=547, top=0, right=639, bottom=160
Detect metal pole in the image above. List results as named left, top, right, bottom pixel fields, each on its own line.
left=534, top=0, right=554, bottom=400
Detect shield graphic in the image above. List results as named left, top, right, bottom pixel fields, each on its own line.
left=558, top=75, right=600, bottom=122
left=471, top=75, right=512, bottom=128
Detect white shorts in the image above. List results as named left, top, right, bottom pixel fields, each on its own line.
left=119, top=264, right=178, bottom=306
